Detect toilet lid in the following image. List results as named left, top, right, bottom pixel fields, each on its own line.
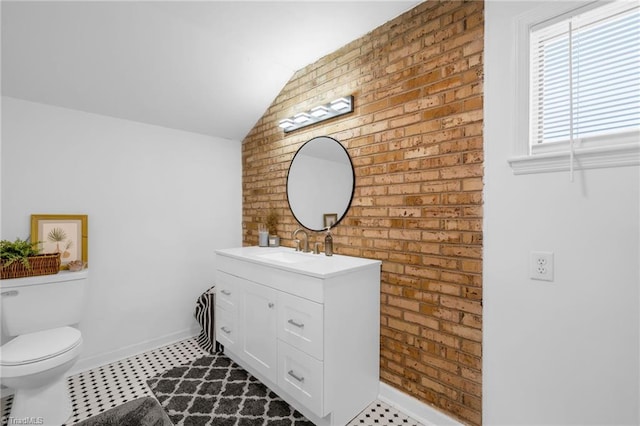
left=0, top=326, right=82, bottom=366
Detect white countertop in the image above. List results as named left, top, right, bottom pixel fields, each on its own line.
left=215, top=246, right=380, bottom=278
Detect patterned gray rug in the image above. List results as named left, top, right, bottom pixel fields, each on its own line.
left=147, top=353, right=314, bottom=426
left=74, top=396, right=172, bottom=426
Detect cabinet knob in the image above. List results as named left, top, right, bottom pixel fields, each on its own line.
left=268, top=302, right=275, bottom=308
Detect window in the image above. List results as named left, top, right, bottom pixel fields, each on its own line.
left=509, top=1, right=640, bottom=175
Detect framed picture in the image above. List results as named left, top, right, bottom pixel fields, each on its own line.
left=31, top=214, right=88, bottom=270
left=323, top=213, right=338, bottom=229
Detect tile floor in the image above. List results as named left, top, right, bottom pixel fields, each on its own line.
left=1, top=337, right=423, bottom=426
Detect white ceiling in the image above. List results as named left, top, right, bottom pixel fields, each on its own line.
left=1, top=1, right=422, bottom=141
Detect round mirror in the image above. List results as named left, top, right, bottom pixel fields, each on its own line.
left=286, top=136, right=355, bottom=231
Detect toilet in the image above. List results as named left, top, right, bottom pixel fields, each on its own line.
left=0, top=270, right=87, bottom=426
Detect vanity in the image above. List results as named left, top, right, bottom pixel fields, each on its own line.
left=214, top=246, right=381, bottom=426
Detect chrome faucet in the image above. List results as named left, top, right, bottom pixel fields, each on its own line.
left=292, top=228, right=310, bottom=252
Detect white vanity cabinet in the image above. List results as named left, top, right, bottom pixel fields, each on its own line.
left=215, top=247, right=381, bottom=426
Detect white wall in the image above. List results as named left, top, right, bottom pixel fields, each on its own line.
left=484, top=2, right=639, bottom=425
left=1, top=97, right=242, bottom=371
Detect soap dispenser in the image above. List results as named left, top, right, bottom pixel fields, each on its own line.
left=324, top=227, right=333, bottom=256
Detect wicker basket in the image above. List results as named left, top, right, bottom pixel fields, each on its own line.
left=1, top=253, right=61, bottom=279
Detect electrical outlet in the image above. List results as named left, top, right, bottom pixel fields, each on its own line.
left=530, top=251, right=554, bottom=281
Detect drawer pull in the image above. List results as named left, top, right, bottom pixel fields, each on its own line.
left=287, top=319, right=304, bottom=328
left=287, top=370, right=304, bottom=383
left=221, top=326, right=232, bottom=334
left=221, top=289, right=232, bottom=296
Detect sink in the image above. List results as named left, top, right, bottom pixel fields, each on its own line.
left=256, top=251, right=313, bottom=264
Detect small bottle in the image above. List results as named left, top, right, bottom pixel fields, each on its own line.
left=324, top=227, right=333, bottom=256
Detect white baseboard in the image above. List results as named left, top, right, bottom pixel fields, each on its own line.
left=69, top=328, right=198, bottom=377
left=378, top=382, right=463, bottom=426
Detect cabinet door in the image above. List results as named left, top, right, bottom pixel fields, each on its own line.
left=242, top=279, right=278, bottom=383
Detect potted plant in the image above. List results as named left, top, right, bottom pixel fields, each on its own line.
left=1, top=238, right=60, bottom=279
left=266, top=209, right=279, bottom=247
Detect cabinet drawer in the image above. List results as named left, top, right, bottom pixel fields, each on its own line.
left=277, top=292, right=324, bottom=360
left=215, top=271, right=241, bottom=311
left=215, top=306, right=237, bottom=350
left=277, top=340, right=324, bottom=417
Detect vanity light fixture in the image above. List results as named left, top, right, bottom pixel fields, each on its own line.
left=330, top=97, right=351, bottom=111
left=278, top=95, right=354, bottom=133
left=278, top=118, right=295, bottom=130
left=310, top=106, right=330, bottom=118
left=293, top=112, right=311, bottom=124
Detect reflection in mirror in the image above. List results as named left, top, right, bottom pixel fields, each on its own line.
left=286, top=136, right=355, bottom=231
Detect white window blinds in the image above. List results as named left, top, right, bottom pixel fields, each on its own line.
left=529, top=1, right=640, bottom=148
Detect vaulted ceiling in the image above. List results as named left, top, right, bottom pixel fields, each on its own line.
left=2, top=1, right=421, bottom=140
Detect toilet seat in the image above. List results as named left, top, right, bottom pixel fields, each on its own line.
left=1, top=326, right=82, bottom=366
left=0, top=326, right=83, bottom=379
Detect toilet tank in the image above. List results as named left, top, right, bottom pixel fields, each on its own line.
left=0, top=270, right=88, bottom=336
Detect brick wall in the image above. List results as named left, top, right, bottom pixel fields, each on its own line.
left=242, top=1, right=484, bottom=424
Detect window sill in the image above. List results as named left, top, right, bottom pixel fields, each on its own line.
left=508, top=142, right=640, bottom=175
